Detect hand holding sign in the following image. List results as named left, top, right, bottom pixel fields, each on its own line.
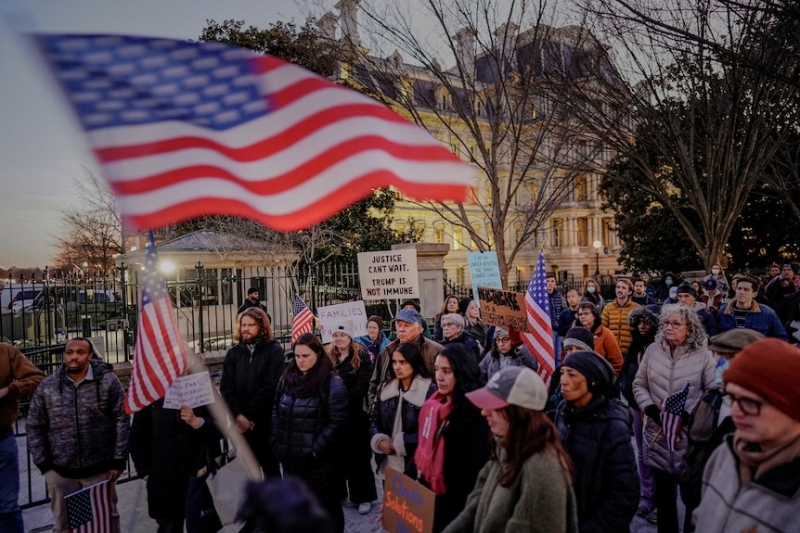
left=163, top=371, right=215, bottom=409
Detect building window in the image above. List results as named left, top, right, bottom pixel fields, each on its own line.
left=577, top=218, right=589, bottom=247
left=434, top=223, right=445, bottom=244
left=575, top=176, right=588, bottom=202
left=456, top=267, right=465, bottom=285
left=551, top=219, right=563, bottom=247
left=485, top=222, right=495, bottom=248
left=453, top=227, right=463, bottom=250
left=602, top=218, right=613, bottom=248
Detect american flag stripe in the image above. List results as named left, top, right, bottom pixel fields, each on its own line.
left=67, top=480, right=113, bottom=533
left=36, top=35, right=473, bottom=233
left=291, top=295, right=314, bottom=343
left=521, top=251, right=556, bottom=384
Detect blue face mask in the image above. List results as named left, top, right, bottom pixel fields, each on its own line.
left=665, top=279, right=673, bottom=286
left=714, top=357, right=730, bottom=388
left=587, top=286, right=596, bottom=294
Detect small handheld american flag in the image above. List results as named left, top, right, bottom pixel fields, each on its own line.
left=521, top=250, right=556, bottom=384
left=66, top=480, right=113, bottom=533
left=662, top=381, right=690, bottom=452
left=291, top=295, right=314, bottom=343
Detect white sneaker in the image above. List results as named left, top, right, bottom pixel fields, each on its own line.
left=358, top=502, right=372, bottom=515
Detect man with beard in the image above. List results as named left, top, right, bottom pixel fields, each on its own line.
left=220, top=308, right=285, bottom=477
left=27, top=338, right=129, bottom=533
left=237, top=288, right=271, bottom=322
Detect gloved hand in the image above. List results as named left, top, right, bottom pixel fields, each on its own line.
left=645, top=405, right=662, bottom=426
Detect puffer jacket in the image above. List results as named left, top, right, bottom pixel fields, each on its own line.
left=270, top=374, right=348, bottom=493
left=632, top=340, right=715, bottom=473
left=717, top=300, right=788, bottom=340
left=129, top=400, right=222, bottom=519
left=693, top=434, right=800, bottom=533
left=368, top=335, right=442, bottom=406
left=370, top=375, right=436, bottom=476
left=354, top=333, right=390, bottom=364
left=27, top=359, right=130, bottom=478
left=555, top=397, right=639, bottom=533
left=601, top=299, right=640, bottom=355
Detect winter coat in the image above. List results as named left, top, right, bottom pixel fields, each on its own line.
left=270, top=374, right=348, bottom=495
left=464, top=320, right=489, bottom=349
left=590, top=325, right=623, bottom=376
left=441, top=441, right=579, bottom=533
left=441, top=330, right=482, bottom=365
left=691, top=302, right=719, bottom=337
left=354, top=333, right=390, bottom=364
left=631, top=294, right=657, bottom=307
left=555, top=396, right=638, bottom=533
left=601, top=299, right=640, bottom=355
left=717, top=300, right=788, bottom=340
left=693, top=435, right=800, bottom=533
left=582, top=292, right=604, bottom=311
left=557, top=308, right=578, bottom=337
left=478, top=345, right=538, bottom=381
left=0, top=343, right=44, bottom=435
left=700, top=291, right=725, bottom=313
left=430, top=402, right=491, bottom=533
left=220, top=338, right=285, bottom=428
left=548, top=289, right=566, bottom=329
left=27, top=359, right=130, bottom=478
left=632, top=340, right=716, bottom=473
left=702, top=273, right=730, bottom=295
left=620, top=333, right=656, bottom=410
left=330, top=344, right=373, bottom=418
left=130, top=400, right=222, bottom=520
left=370, top=375, right=436, bottom=477
left=368, top=335, right=442, bottom=406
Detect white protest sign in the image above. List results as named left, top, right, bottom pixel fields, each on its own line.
left=357, top=249, right=419, bottom=300
left=468, top=251, right=502, bottom=303
left=318, top=301, right=368, bottom=343
left=163, top=371, right=215, bottom=409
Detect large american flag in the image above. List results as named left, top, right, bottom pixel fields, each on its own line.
left=662, top=381, right=690, bottom=452
left=291, top=295, right=314, bottom=343
left=521, top=250, right=556, bottom=385
left=125, top=231, right=188, bottom=414
left=66, top=480, right=113, bottom=533
left=33, top=34, right=473, bottom=231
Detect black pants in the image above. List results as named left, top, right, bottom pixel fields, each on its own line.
left=653, top=468, right=680, bottom=533
left=342, top=413, right=378, bottom=505
left=245, top=426, right=280, bottom=479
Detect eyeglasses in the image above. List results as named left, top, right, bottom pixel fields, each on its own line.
left=663, top=321, right=686, bottom=328
left=496, top=337, right=511, bottom=344
left=725, top=391, right=764, bottom=416
left=442, top=322, right=458, bottom=328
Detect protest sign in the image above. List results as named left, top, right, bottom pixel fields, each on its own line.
left=382, top=467, right=435, bottom=533
left=357, top=250, right=419, bottom=300
left=163, top=371, right=215, bottom=409
left=467, top=251, right=502, bottom=304
left=318, top=301, right=368, bottom=343
left=477, top=286, right=530, bottom=333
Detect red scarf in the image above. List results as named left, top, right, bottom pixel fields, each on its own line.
left=414, top=391, right=453, bottom=494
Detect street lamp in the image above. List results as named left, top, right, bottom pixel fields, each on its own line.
left=593, top=240, right=602, bottom=276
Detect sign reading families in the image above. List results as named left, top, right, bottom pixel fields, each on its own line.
left=163, top=371, right=215, bottom=409
left=382, top=467, right=435, bottom=533
left=477, top=286, right=531, bottom=333
left=357, top=250, right=419, bottom=300
left=318, top=301, right=368, bottom=343
left=467, top=251, right=502, bottom=303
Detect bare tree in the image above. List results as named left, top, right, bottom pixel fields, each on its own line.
left=566, top=0, right=799, bottom=269
left=53, top=171, right=123, bottom=275
left=331, top=0, right=609, bottom=286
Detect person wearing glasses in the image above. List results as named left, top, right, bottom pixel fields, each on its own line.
left=478, top=328, right=537, bottom=381
left=575, top=302, right=623, bottom=376
left=693, top=338, right=800, bottom=533
left=632, top=305, right=716, bottom=533
left=439, top=313, right=482, bottom=363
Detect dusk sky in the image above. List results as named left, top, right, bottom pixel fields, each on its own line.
left=0, top=0, right=306, bottom=268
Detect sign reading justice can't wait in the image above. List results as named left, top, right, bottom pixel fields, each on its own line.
left=357, top=249, right=419, bottom=300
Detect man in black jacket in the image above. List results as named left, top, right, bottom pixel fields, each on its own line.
left=220, top=308, right=285, bottom=477
left=237, top=288, right=271, bottom=322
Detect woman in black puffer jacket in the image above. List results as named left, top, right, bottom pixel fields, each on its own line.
left=555, top=350, right=639, bottom=533
left=271, top=333, right=348, bottom=532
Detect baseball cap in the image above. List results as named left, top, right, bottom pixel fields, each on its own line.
left=465, top=366, right=547, bottom=411
left=395, top=308, right=423, bottom=325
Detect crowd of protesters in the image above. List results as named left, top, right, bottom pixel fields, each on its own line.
left=4, top=263, right=800, bottom=533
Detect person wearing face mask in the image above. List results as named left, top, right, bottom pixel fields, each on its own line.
left=703, top=264, right=729, bottom=295
left=678, top=329, right=764, bottom=532
left=582, top=278, right=604, bottom=311
left=655, top=272, right=677, bottom=304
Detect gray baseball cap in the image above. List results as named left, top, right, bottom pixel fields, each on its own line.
left=465, top=366, right=547, bottom=411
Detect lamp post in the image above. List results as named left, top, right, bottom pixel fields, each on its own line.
left=593, top=240, right=602, bottom=276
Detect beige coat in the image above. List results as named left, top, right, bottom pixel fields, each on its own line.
left=632, top=339, right=715, bottom=472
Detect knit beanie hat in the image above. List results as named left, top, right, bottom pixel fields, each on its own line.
left=367, top=315, right=383, bottom=330
left=563, top=327, right=594, bottom=352
left=676, top=283, right=697, bottom=298
left=328, top=319, right=354, bottom=340
left=723, top=338, right=800, bottom=422
left=562, top=350, right=616, bottom=396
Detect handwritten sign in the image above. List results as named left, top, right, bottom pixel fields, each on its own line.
left=163, top=371, right=215, bottom=409
left=318, top=301, right=368, bottom=343
left=382, top=467, right=435, bottom=533
left=467, top=252, right=502, bottom=304
left=357, top=250, right=419, bottom=300
left=477, top=286, right=530, bottom=333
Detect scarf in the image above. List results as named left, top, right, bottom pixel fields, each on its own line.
left=414, top=391, right=453, bottom=494
left=734, top=431, right=800, bottom=485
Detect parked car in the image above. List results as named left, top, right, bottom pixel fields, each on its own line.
left=8, top=289, right=44, bottom=312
